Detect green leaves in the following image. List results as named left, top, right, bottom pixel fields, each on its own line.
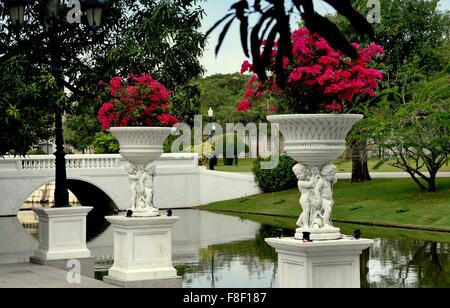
left=0, top=56, right=55, bottom=155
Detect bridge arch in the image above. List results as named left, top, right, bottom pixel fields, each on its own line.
left=15, top=176, right=121, bottom=215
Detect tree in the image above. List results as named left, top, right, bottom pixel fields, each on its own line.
left=92, top=132, right=120, bottom=154
left=0, top=56, right=55, bottom=155
left=365, top=68, right=450, bottom=192
left=0, top=0, right=206, bottom=153
left=334, top=0, right=450, bottom=182
left=208, top=0, right=375, bottom=88
left=196, top=73, right=268, bottom=125
left=64, top=113, right=101, bottom=153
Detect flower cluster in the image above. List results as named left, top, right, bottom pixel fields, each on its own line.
left=97, top=73, right=179, bottom=130
left=238, top=28, right=384, bottom=113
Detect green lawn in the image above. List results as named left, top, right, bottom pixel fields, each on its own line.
left=198, top=178, right=450, bottom=232
left=214, top=158, right=450, bottom=173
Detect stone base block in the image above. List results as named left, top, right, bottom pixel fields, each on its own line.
left=32, top=207, right=93, bottom=261
left=103, top=275, right=182, bottom=288
left=105, top=215, right=180, bottom=285
left=266, top=237, right=374, bottom=288
left=295, top=227, right=342, bottom=241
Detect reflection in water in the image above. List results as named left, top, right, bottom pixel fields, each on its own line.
left=3, top=208, right=449, bottom=288
left=366, top=239, right=450, bottom=288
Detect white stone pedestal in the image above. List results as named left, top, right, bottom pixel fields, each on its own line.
left=31, top=207, right=92, bottom=261
left=265, top=237, right=374, bottom=288
left=103, top=215, right=181, bottom=288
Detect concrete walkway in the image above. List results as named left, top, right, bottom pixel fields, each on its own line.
left=0, top=263, right=117, bottom=288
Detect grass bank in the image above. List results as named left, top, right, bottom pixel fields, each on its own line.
left=214, top=158, right=450, bottom=173
left=198, top=178, right=450, bottom=234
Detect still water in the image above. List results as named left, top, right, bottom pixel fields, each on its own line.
left=2, top=208, right=449, bottom=288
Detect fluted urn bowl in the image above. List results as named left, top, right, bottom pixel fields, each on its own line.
left=267, top=114, right=363, bottom=167
left=109, top=127, right=175, bottom=165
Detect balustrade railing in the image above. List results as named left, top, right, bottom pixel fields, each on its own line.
left=6, top=155, right=124, bottom=170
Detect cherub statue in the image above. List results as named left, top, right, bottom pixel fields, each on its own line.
left=142, top=163, right=156, bottom=209
left=126, top=164, right=140, bottom=210
left=315, top=164, right=338, bottom=228
left=292, top=164, right=317, bottom=228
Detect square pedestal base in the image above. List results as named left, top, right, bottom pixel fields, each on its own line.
left=103, top=275, right=182, bottom=288
left=266, top=237, right=374, bottom=288
left=32, top=207, right=93, bottom=261
left=105, top=215, right=180, bottom=283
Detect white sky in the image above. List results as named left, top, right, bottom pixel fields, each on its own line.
left=200, top=0, right=450, bottom=76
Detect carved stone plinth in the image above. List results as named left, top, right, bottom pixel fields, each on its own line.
left=32, top=207, right=92, bottom=261
left=266, top=237, right=374, bottom=288
left=103, top=215, right=181, bottom=287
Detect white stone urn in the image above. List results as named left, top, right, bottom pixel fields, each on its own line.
left=109, top=127, right=175, bottom=217
left=267, top=114, right=363, bottom=240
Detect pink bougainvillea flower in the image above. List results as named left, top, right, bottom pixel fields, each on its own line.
left=237, top=100, right=252, bottom=112
left=324, top=102, right=343, bottom=113
left=97, top=73, right=178, bottom=130
left=238, top=27, right=384, bottom=113
left=241, top=60, right=253, bottom=74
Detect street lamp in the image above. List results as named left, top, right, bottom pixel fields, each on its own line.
left=7, top=0, right=107, bottom=208
left=84, top=0, right=108, bottom=28
left=6, top=0, right=27, bottom=25
left=208, top=107, right=214, bottom=118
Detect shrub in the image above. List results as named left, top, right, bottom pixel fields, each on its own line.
left=93, top=132, right=120, bottom=154
left=252, top=155, right=297, bottom=193
left=26, top=149, right=47, bottom=155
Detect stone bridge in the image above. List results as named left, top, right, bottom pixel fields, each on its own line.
left=0, top=154, right=260, bottom=216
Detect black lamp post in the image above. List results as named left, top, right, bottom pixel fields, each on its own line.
left=6, top=0, right=107, bottom=208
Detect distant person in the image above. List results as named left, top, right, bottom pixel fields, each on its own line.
left=209, top=155, right=218, bottom=170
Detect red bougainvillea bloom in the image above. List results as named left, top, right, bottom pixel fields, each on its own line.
left=239, top=28, right=384, bottom=113
left=97, top=73, right=179, bottom=130
left=237, top=100, right=252, bottom=112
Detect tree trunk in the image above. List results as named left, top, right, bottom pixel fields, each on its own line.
left=350, top=139, right=372, bottom=183
left=428, top=172, right=437, bottom=192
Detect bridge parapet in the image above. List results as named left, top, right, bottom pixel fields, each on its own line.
left=1, top=153, right=198, bottom=171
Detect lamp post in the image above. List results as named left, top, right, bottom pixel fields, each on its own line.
left=6, top=0, right=107, bottom=208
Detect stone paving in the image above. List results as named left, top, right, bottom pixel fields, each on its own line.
left=0, top=263, right=117, bottom=288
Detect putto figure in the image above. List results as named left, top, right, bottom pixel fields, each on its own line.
left=292, top=164, right=316, bottom=228
left=315, top=164, right=338, bottom=228
left=125, top=164, right=140, bottom=210
left=125, top=163, right=159, bottom=216
left=294, top=163, right=341, bottom=240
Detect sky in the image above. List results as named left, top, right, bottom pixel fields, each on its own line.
left=200, top=0, right=450, bottom=76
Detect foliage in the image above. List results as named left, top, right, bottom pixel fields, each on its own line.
left=184, top=141, right=214, bottom=166
left=364, top=69, right=450, bottom=192
left=208, top=0, right=375, bottom=89
left=0, top=0, right=206, bottom=151
left=239, top=28, right=384, bottom=113
left=64, top=113, right=101, bottom=152
left=373, top=0, right=450, bottom=76
left=0, top=56, right=55, bottom=155
left=92, top=132, right=120, bottom=154
left=26, top=149, right=47, bottom=155
left=252, top=155, right=297, bottom=193
left=97, top=73, right=179, bottom=130
left=196, top=73, right=269, bottom=125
